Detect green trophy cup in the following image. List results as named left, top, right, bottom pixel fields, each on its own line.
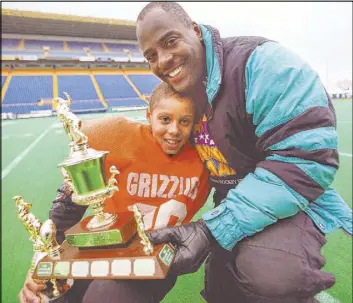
left=14, top=93, right=175, bottom=300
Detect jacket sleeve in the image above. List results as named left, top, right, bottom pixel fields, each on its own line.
left=202, top=41, right=339, bottom=250
left=49, top=183, right=87, bottom=244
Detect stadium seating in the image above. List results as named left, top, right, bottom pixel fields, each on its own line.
left=94, top=74, right=145, bottom=107
left=2, top=75, right=53, bottom=114
left=24, top=39, right=64, bottom=50
left=2, top=76, right=6, bottom=87
left=128, top=74, right=161, bottom=95
left=2, top=37, right=145, bottom=63
left=105, top=43, right=138, bottom=52
left=67, top=41, right=104, bottom=52
left=1, top=72, right=158, bottom=114
left=57, top=75, right=105, bottom=111
left=2, top=38, right=20, bottom=49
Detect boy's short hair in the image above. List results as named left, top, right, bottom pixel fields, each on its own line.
left=149, top=82, right=191, bottom=112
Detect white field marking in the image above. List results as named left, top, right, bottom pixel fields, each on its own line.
left=315, top=291, right=341, bottom=303
left=339, top=152, right=352, bottom=158
left=2, top=125, right=53, bottom=180
left=55, top=129, right=64, bottom=134
left=2, top=133, right=34, bottom=140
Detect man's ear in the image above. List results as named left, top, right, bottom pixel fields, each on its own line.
left=192, top=22, right=202, bottom=41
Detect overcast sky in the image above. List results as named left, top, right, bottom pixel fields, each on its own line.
left=2, top=1, right=352, bottom=92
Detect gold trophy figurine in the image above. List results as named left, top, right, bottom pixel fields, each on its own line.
left=14, top=92, right=175, bottom=285
left=14, top=196, right=73, bottom=301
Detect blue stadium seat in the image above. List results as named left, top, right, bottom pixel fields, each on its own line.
left=94, top=74, right=146, bottom=107
left=128, top=74, right=161, bottom=95
left=67, top=41, right=103, bottom=52
left=107, top=98, right=146, bottom=107
left=57, top=75, right=105, bottom=111
left=2, top=76, right=6, bottom=87
left=105, top=43, right=138, bottom=52
left=2, top=104, right=49, bottom=114
left=2, top=38, right=20, bottom=49
left=24, top=40, right=64, bottom=50
left=2, top=75, right=53, bottom=114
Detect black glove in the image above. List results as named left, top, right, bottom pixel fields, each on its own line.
left=147, top=219, right=217, bottom=276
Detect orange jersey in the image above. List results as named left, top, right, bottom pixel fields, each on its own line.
left=82, top=117, right=210, bottom=230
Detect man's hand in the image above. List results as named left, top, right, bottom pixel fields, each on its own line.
left=18, top=270, right=46, bottom=303
left=148, top=220, right=216, bottom=276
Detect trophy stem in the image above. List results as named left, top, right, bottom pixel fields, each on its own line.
left=86, top=201, right=117, bottom=230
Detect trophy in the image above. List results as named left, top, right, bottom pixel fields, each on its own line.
left=14, top=93, right=175, bottom=300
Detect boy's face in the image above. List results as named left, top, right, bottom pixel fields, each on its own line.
left=148, top=96, right=194, bottom=155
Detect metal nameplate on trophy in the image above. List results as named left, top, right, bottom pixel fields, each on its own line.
left=14, top=93, right=175, bottom=300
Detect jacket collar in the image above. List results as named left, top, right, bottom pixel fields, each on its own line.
left=199, top=24, right=223, bottom=105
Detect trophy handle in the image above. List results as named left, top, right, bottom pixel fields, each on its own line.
left=131, top=204, right=154, bottom=255
left=108, top=166, right=120, bottom=191
left=91, top=165, right=120, bottom=217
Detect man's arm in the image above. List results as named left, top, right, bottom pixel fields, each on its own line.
left=202, top=41, right=339, bottom=250
left=49, top=183, right=87, bottom=244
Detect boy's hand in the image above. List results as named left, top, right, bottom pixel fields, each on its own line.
left=18, top=270, right=46, bottom=303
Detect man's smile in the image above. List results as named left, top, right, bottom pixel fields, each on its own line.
left=166, top=65, right=183, bottom=78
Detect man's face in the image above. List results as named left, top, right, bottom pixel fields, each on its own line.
left=137, top=8, right=206, bottom=93
left=148, top=96, right=195, bottom=155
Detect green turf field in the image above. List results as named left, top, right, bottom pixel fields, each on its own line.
left=2, top=100, right=352, bottom=303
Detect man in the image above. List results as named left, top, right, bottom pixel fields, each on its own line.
left=136, top=2, right=353, bottom=302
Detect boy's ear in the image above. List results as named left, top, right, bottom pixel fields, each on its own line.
left=146, top=108, right=151, bottom=123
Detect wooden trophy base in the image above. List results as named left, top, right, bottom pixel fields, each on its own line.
left=32, top=239, right=175, bottom=280
left=65, top=212, right=137, bottom=248
left=32, top=212, right=175, bottom=280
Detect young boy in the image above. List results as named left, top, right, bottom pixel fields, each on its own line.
left=19, top=82, right=210, bottom=303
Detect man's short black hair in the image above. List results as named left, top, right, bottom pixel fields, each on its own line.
left=137, top=2, right=193, bottom=29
